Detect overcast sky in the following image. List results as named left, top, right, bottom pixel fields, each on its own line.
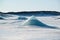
left=0, top=0, right=60, bottom=12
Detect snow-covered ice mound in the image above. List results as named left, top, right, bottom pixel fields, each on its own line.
left=22, top=16, right=59, bottom=29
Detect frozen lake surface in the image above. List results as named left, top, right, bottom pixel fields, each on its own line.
left=0, top=16, right=60, bottom=40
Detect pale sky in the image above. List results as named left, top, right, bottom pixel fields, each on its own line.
left=0, top=0, right=60, bottom=12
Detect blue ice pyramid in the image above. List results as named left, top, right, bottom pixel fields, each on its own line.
left=22, top=16, right=58, bottom=29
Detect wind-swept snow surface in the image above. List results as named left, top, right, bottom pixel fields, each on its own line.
left=0, top=15, right=60, bottom=40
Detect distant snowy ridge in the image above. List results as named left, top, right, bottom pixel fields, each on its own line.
left=0, top=11, right=60, bottom=16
